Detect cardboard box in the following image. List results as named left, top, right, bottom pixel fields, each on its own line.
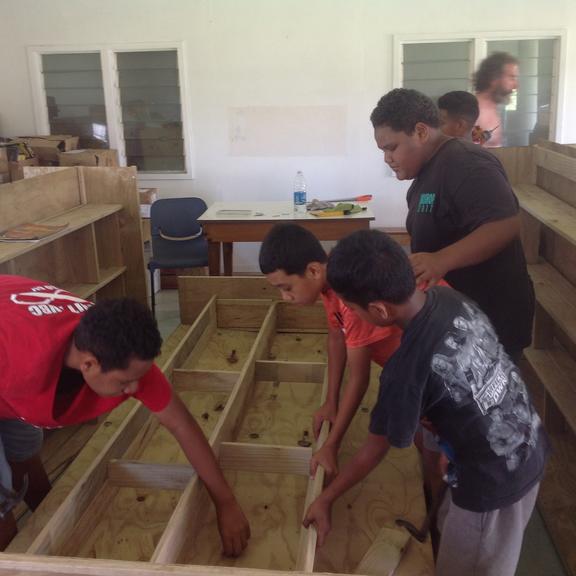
left=59, top=148, right=119, bottom=167
left=139, top=187, right=158, bottom=205
left=9, top=158, right=39, bottom=181
left=0, top=147, right=8, bottom=182
left=14, top=135, right=79, bottom=163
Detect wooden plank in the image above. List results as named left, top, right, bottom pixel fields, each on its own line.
left=515, top=184, right=576, bottom=248
left=536, top=140, right=576, bottom=159
left=63, top=266, right=127, bottom=300
left=537, top=166, right=576, bottom=209
left=533, top=302, right=554, bottom=350
left=255, top=360, right=326, bottom=384
left=211, top=303, right=278, bottom=449
left=535, top=145, right=576, bottom=184
left=178, top=277, right=279, bottom=324
left=0, top=553, right=355, bottom=576
left=354, top=526, right=411, bottom=575
left=107, top=460, right=194, bottom=490
left=149, top=477, right=208, bottom=564
left=94, top=214, right=123, bottom=269
left=158, top=298, right=216, bottom=381
left=172, top=369, right=239, bottom=393
left=277, top=302, right=327, bottom=332
left=520, top=210, right=541, bottom=264
left=0, top=204, right=122, bottom=265
left=26, top=402, right=150, bottom=555
left=541, top=228, right=576, bottom=288
left=218, top=442, right=311, bottom=476
left=0, top=168, right=82, bottom=230
left=82, top=166, right=147, bottom=305
left=217, top=300, right=272, bottom=330
left=295, top=366, right=329, bottom=572
left=150, top=305, right=278, bottom=565
left=523, top=345, right=576, bottom=435
left=489, top=146, right=535, bottom=185
left=529, top=263, right=576, bottom=349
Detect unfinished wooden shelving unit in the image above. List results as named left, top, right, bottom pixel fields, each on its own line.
left=1, top=277, right=433, bottom=576
left=0, top=166, right=146, bottom=305
left=492, top=141, right=576, bottom=576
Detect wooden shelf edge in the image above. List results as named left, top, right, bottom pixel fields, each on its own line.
left=63, top=266, right=127, bottom=299
left=0, top=204, right=123, bottom=265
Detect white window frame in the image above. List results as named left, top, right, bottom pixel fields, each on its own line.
left=393, top=30, right=568, bottom=143
left=27, top=41, right=195, bottom=180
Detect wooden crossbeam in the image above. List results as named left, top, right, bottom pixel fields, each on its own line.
left=107, top=460, right=195, bottom=490
left=515, top=184, right=576, bottom=248
left=218, top=442, right=311, bottom=476
left=255, top=360, right=326, bottom=384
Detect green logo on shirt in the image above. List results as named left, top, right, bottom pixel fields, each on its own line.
left=417, top=193, right=435, bottom=213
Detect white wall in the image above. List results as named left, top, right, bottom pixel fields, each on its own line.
left=1, top=0, right=575, bottom=271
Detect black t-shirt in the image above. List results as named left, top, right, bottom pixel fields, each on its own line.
left=369, top=287, right=548, bottom=512
left=406, top=138, right=535, bottom=355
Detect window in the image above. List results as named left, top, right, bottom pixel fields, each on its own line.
left=29, top=43, right=192, bottom=178
left=42, top=53, right=109, bottom=149
left=403, top=42, right=472, bottom=101
left=395, top=32, right=565, bottom=146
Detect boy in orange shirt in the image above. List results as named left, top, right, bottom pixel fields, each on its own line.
left=259, top=224, right=402, bottom=478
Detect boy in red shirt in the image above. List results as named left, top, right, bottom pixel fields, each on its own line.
left=259, top=224, right=402, bottom=478
left=0, top=275, right=250, bottom=554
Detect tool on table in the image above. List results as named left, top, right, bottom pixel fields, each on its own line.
left=0, top=475, right=29, bottom=518
left=395, top=481, right=449, bottom=542
left=323, top=194, right=373, bottom=203
left=309, top=202, right=367, bottom=218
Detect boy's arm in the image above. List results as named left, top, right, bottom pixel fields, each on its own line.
left=410, top=214, right=520, bottom=286
left=303, top=433, right=390, bottom=546
left=311, top=345, right=372, bottom=477
left=154, top=394, right=251, bottom=557
left=313, top=327, right=347, bottom=439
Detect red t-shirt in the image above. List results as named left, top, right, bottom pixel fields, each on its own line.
left=320, top=287, right=402, bottom=366
left=0, top=275, right=172, bottom=428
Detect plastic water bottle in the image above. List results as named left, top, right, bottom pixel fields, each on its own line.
left=293, top=171, right=307, bottom=215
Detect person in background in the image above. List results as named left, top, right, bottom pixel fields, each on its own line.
left=437, top=90, right=479, bottom=140
left=474, top=52, right=519, bottom=147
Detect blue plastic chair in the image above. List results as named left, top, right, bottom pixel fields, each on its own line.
left=148, top=197, right=209, bottom=317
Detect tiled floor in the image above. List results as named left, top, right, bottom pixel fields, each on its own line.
left=153, top=288, right=568, bottom=576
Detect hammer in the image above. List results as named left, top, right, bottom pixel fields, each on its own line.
left=0, top=475, right=29, bottom=518
left=395, top=481, right=448, bottom=542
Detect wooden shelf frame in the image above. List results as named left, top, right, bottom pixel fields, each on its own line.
left=498, top=141, right=576, bottom=576
left=0, top=166, right=146, bottom=304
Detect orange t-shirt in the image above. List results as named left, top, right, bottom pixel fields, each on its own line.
left=320, top=287, right=402, bottom=367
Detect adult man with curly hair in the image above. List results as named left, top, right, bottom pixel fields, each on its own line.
left=474, top=52, right=519, bottom=147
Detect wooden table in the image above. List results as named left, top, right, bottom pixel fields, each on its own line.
left=198, top=201, right=375, bottom=275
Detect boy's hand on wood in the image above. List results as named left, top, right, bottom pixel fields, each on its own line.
left=302, top=495, right=332, bottom=547
left=313, top=401, right=337, bottom=439
left=310, top=443, right=339, bottom=479
left=216, top=498, right=251, bottom=557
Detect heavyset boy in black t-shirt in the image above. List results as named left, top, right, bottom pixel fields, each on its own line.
left=407, top=138, right=534, bottom=359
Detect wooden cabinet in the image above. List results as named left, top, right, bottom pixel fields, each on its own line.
left=0, top=166, right=146, bottom=304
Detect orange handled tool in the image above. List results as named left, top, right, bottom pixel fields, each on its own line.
left=324, top=194, right=373, bottom=202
